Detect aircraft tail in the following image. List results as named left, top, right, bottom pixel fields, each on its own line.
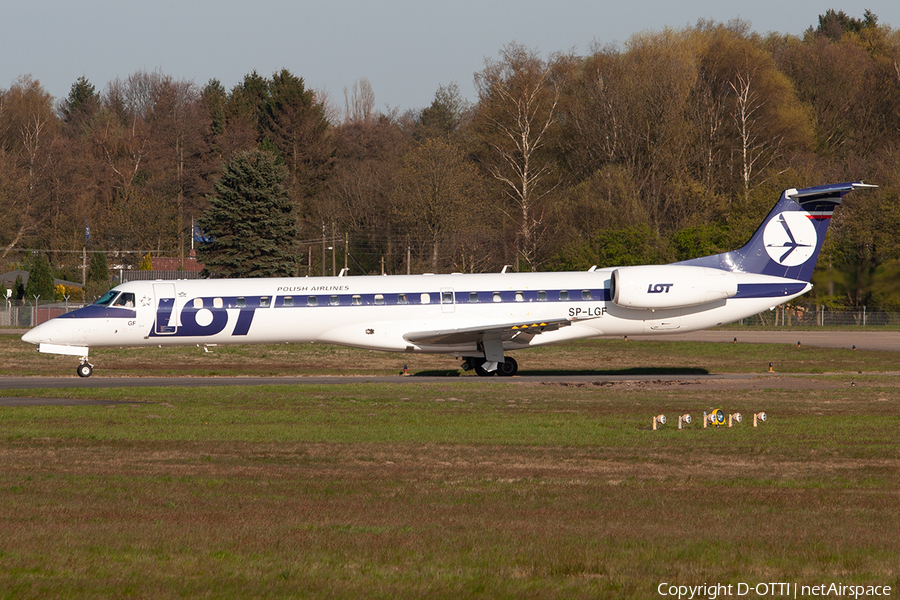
left=676, top=182, right=874, bottom=282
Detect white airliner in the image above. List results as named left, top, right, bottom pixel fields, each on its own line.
left=23, top=182, right=873, bottom=377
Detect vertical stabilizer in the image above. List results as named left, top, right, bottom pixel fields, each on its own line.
left=676, top=182, right=874, bottom=281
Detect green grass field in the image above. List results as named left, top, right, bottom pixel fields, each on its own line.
left=1, top=334, right=899, bottom=598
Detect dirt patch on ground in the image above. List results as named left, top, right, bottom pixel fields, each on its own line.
left=532, top=375, right=894, bottom=392
left=538, top=379, right=700, bottom=389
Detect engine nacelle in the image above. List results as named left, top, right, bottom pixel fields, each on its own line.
left=610, top=265, right=738, bottom=309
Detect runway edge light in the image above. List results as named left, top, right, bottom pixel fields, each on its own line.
left=706, top=409, right=725, bottom=427
left=753, top=412, right=767, bottom=427
left=652, top=414, right=666, bottom=430
left=677, top=414, right=691, bottom=430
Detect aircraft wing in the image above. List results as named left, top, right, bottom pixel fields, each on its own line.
left=403, top=317, right=572, bottom=347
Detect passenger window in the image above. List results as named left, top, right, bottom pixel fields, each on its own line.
left=515, top=291, right=524, bottom=302
left=307, top=296, right=318, bottom=306
left=375, top=294, right=384, bottom=305
left=352, top=295, right=362, bottom=306
left=442, top=291, right=453, bottom=304
left=582, top=290, right=591, bottom=301
left=284, top=296, right=293, bottom=307
left=260, top=296, right=270, bottom=307
left=236, top=297, right=246, bottom=308
left=398, top=293, right=408, bottom=305
left=330, top=295, right=340, bottom=306
left=493, top=292, right=502, bottom=303
left=469, top=292, right=479, bottom=303
left=420, top=293, right=431, bottom=304
left=559, top=291, right=569, bottom=301
left=193, top=298, right=203, bottom=309
left=213, top=298, right=224, bottom=309
left=537, top=291, right=547, bottom=302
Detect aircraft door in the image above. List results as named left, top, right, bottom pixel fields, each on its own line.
left=153, top=283, right=177, bottom=334
left=440, top=288, right=455, bottom=313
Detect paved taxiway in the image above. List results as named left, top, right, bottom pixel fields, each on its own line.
left=1, top=330, right=896, bottom=403
left=627, top=330, right=900, bottom=351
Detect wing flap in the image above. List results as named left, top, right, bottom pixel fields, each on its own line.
left=403, top=317, right=572, bottom=347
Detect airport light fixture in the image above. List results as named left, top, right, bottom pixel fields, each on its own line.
left=704, top=408, right=725, bottom=428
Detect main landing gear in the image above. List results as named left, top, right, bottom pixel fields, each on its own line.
left=76, top=359, right=93, bottom=378
left=462, top=356, right=518, bottom=377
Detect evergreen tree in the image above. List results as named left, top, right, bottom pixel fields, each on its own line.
left=415, top=82, right=469, bottom=141
left=11, top=276, right=25, bottom=305
left=25, top=253, right=55, bottom=305
left=59, top=76, right=100, bottom=136
left=85, top=251, right=110, bottom=301
left=59, top=76, right=97, bottom=121
left=197, top=149, right=296, bottom=278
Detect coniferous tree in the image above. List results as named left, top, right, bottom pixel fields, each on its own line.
left=59, top=76, right=99, bottom=129
left=197, top=149, right=296, bottom=278
left=85, top=251, right=110, bottom=301
left=25, top=253, right=55, bottom=304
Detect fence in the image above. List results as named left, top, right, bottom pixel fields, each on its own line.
left=3, top=302, right=900, bottom=330
left=737, top=306, right=900, bottom=327
left=1, top=303, right=86, bottom=327
left=120, top=270, right=202, bottom=283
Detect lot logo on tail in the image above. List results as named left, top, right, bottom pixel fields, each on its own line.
left=763, top=212, right=817, bottom=266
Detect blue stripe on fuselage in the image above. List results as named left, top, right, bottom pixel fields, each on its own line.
left=57, top=305, right=137, bottom=319
left=273, top=288, right=613, bottom=307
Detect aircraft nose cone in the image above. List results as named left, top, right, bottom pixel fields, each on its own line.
left=21, top=325, right=45, bottom=345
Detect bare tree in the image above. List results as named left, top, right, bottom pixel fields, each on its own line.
left=474, top=43, right=561, bottom=271
left=393, top=139, right=488, bottom=272
left=344, top=78, right=376, bottom=125
left=0, top=76, right=60, bottom=258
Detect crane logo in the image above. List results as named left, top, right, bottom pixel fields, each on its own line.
left=763, top=212, right=817, bottom=266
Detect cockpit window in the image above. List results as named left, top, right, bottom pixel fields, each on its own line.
left=94, top=291, right=118, bottom=306
left=113, top=292, right=135, bottom=308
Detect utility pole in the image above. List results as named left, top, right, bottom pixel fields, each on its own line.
left=331, top=222, right=336, bottom=276
left=321, top=223, right=326, bottom=277
left=344, top=232, right=348, bottom=273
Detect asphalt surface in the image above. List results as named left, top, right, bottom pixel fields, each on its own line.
left=7, top=328, right=898, bottom=351
left=1, top=330, right=897, bottom=403
left=627, top=330, right=900, bottom=351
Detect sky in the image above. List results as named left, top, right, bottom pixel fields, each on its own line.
left=2, top=0, right=897, bottom=114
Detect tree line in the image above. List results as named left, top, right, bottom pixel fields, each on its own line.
left=2, top=10, right=899, bottom=308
